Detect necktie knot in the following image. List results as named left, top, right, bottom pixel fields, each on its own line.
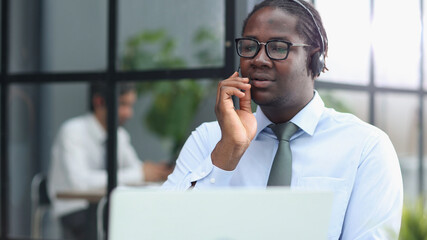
left=269, top=122, right=299, bottom=142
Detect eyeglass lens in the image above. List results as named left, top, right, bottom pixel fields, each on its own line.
left=237, top=39, right=289, bottom=60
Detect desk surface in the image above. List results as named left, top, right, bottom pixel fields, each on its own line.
left=56, top=189, right=105, bottom=203
left=56, top=182, right=162, bottom=203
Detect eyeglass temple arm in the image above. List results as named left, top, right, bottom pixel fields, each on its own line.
left=292, top=43, right=311, bottom=47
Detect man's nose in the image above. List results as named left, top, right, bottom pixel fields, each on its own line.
left=252, top=46, right=272, bottom=67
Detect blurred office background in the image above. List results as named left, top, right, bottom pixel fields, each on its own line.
left=1, top=0, right=426, bottom=239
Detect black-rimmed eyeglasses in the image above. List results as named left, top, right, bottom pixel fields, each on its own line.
left=235, top=38, right=310, bottom=60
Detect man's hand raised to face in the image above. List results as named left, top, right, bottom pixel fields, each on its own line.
left=212, top=71, right=257, bottom=171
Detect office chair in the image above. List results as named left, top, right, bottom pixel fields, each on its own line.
left=97, top=196, right=108, bottom=240
left=31, top=173, right=51, bottom=238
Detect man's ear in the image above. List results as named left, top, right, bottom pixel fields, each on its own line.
left=308, top=47, right=324, bottom=78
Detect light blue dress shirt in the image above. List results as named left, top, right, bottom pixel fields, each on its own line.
left=163, top=91, right=403, bottom=239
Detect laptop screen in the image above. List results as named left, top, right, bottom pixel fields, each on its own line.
left=109, top=187, right=333, bottom=240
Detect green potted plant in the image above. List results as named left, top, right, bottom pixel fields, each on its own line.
left=121, top=28, right=220, bottom=159
left=399, top=199, right=427, bottom=240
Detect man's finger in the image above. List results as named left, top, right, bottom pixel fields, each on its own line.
left=239, top=80, right=252, bottom=112
left=217, top=72, right=239, bottom=105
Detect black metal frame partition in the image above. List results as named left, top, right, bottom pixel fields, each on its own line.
left=0, top=0, right=426, bottom=239
left=0, top=0, right=236, bottom=239
left=1, top=0, right=10, bottom=239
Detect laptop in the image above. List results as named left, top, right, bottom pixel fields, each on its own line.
left=108, top=187, right=333, bottom=240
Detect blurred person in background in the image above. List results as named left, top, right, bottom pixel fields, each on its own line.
left=48, top=82, right=172, bottom=240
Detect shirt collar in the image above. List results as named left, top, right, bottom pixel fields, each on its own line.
left=254, top=106, right=273, bottom=139
left=88, top=113, right=107, bottom=142
left=291, top=90, right=325, bottom=136
left=254, top=90, right=325, bottom=138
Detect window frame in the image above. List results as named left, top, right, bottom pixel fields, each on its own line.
left=0, top=0, right=236, bottom=239
left=1, top=0, right=426, bottom=239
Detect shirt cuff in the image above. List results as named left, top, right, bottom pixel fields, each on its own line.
left=191, top=155, right=235, bottom=189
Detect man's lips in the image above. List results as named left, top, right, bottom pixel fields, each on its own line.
left=249, top=74, right=275, bottom=88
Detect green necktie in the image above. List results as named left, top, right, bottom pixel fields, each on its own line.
left=267, top=122, right=299, bottom=186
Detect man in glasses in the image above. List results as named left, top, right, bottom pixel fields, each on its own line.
left=163, top=0, right=403, bottom=239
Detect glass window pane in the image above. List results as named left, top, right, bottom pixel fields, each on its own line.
left=41, top=0, right=108, bottom=72
left=8, top=83, right=41, bottom=238
left=129, top=78, right=218, bottom=161
left=317, top=89, right=369, bottom=123
left=9, top=0, right=40, bottom=73
left=316, top=0, right=371, bottom=85
left=373, top=0, right=421, bottom=89
left=423, top=1, right=427, bottom=91
left=423, top=97, right=427, bottom=197
left=46, top=82, right=103, bottom=239
left=118, top=0, right=225, bottom=71
left=8, top=82, right=102, bottom=239
left=41, top=79, right=220, bottom=237
left=6, top=79, right=219, bottom=238
left=375, top=93, right=418, bottom=199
